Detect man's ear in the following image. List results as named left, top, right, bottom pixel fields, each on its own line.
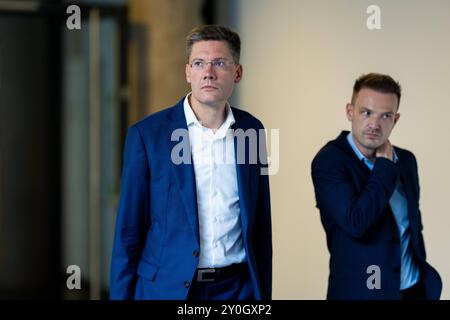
left=234, top=64, right=243, bottom=83
left=346, top=103, right=354, bottom=121
left=394, top=112, right=400, bottom=125
left=185, top=63, right=191, bottom=84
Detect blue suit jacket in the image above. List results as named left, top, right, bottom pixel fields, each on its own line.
left=110, top=98, right=272, bottom=300
left=311, top=131, right=441, bottom=300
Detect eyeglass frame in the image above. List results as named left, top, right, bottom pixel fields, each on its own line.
left=188, top=58, right=238, bottom=71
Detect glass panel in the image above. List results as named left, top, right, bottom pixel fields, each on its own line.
left=62, top=11, right=123, bottom=299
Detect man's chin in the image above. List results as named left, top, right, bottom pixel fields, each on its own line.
left=191, top=94, right=221, bottom=106
left=198, top=95, right=227, bottom=107
left=362, top=141, right=383, bottom=152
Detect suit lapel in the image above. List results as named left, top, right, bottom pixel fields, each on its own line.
left=168, top=103, right=200, bottom=243
left=335, top=131, right=371, bottom=175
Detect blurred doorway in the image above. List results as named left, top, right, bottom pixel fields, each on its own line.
left=0, top=1, right=128, bottom=299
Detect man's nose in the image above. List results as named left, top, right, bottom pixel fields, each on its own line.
left=367, top=117, right=381, bottom=129
left=202, top=63, right=217, bottom=80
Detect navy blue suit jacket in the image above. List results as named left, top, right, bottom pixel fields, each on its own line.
left=110, top=98, right=272, bottom=300
left=311, top=131, right=441, bottom=300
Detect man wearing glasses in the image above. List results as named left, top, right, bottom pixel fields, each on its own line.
left=110, top=25, right=272, bottom=300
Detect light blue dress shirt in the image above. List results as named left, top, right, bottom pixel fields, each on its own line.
left=347, top=133, right=420, bottom=290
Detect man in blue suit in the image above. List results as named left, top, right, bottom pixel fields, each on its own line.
left=110, top=25, right=272, bottom=300
left=311, top=73, right=441, bottom=300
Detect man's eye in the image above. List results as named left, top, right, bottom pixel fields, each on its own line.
left=193, top=61, right=204, bottom=67
left=213, top=60, right=226, bottom=67
left=362, top=111, right=371, bottom=117
left=382, top=114, right=392, bottom=119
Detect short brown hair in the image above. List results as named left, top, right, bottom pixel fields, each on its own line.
left=351, top=73, right=402, bottom=108
left=186, top=25, right=241, bottom=63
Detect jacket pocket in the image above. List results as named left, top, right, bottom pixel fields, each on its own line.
left=137, top=259, right=160, bottom=282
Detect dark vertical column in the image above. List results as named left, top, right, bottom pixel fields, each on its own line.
left=0, top=13, right=62, bottom=299
left=201, top=0, right=217, bottom=24
left=46, top=10, right=63, bottom=299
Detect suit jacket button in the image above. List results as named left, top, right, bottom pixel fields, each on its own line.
left=184, top=281, right=190, bottom=288
left=193, top=250, right=199, bottom=257
left=394, top=266, right=400, bottom=273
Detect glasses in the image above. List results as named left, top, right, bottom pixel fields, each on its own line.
left=189, top=59, right=236, bottom=71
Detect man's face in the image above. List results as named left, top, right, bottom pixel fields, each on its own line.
left=346, top=88, right=400, bottom=157
left=185, top=40, right=242, bottom=109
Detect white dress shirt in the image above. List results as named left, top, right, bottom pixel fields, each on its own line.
left=183, top=94, right=246, bottom=268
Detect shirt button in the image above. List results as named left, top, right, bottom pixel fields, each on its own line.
left=184, top=281, right=190, bottom=288
left=193, top=250, right=199, bottom=257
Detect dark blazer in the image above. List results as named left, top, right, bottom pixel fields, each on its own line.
left=110, top=98, right=272, bottom=300
left=311, top=131, right=441, bottom=300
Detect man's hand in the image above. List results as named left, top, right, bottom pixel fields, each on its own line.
left=376, top=140, right=394, bottom=161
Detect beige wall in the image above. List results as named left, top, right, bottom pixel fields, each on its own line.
left=231, top=0, right=450, bottom=299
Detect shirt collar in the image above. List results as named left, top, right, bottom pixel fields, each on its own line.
left=183, top=92, right=235, bottom=130
left=346, top=132, right=398, bottom=168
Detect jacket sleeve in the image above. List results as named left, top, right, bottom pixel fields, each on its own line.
left=311, top=153, right=399, bottom=239
left=110, top=125, right=150, bottom=299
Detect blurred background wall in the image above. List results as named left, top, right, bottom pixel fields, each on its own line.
left=0, top=0, right=448, bottom=299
